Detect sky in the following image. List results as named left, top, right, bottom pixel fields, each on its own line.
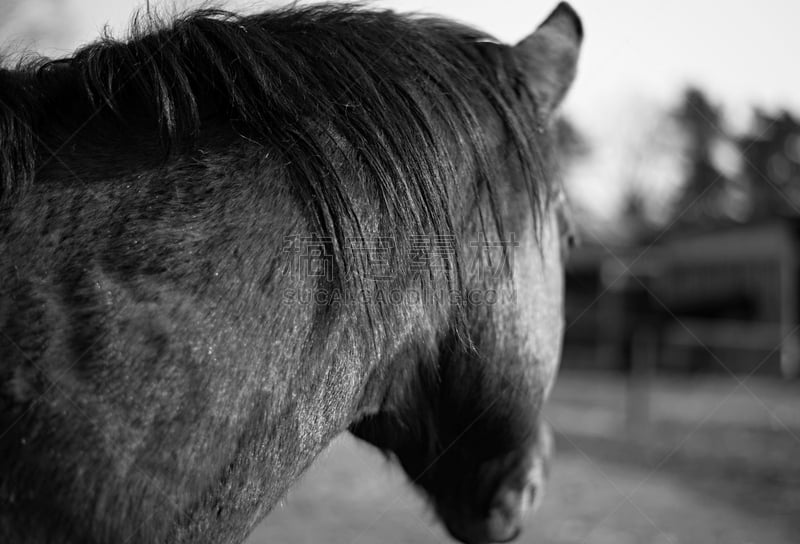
left=2, top=0, right=799, bottom=218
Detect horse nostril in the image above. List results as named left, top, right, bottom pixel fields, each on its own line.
left=494, top=525, right=521, bottom=543
left=485, top=503, right=525, bottom=543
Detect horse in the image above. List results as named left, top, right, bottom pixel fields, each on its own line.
left=0, top=2, right=581, bottom=543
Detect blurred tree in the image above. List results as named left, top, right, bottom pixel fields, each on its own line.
left=738, top=110, right=800, bottom=219
left=669, top=87, right=738, bottom=228
left=553, top=116, right=604, bottom=242
left=554, top=116, right=591, bottom=165
left=618, top=186, right=655, bottom=243
left=666, top=88, right=800, bottom=230
left=607, top=99, right=690, bottom=244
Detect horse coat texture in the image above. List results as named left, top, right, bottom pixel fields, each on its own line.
left=0, top=3, right=582, bottom=543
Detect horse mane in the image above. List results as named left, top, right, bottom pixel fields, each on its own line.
left=0, top=4, right=553, bottom=301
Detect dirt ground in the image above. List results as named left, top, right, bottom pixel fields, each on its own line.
left=246, top=372, right=800, bottom=544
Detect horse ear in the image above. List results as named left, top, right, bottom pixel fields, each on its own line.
left=514, top=2, right=583, bottom=123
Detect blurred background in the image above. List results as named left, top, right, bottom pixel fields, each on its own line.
left=3, top=1, right=798, bottom=542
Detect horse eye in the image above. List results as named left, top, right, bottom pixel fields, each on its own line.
left=560, top=236, right=571, bottom=262
left=554, top=193, right=577, bottom=261
left=566, top=232, right=578, bottom=249
left=558, top=216, right=577, bottom=260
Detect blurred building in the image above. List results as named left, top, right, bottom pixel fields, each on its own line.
left=564, top=216, right=800, bottom=378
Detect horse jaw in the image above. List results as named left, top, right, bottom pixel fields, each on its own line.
left=440, top=423, right=554, bottom=544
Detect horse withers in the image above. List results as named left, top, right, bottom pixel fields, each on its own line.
left=0, top=3, right=581, bottom=543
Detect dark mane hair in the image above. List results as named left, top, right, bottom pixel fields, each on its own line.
left=0, top=3, right=553, bottom=301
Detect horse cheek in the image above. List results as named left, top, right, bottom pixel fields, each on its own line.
left=512, top=209, right=565, bottom=405
left=479, top=210, right=564, bottom=542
